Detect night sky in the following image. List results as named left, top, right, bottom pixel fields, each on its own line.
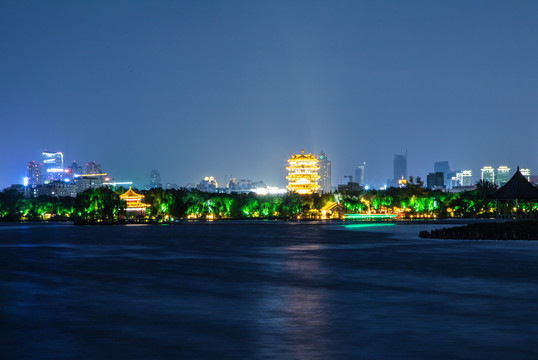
left=2, top=0, right=537, bottom=189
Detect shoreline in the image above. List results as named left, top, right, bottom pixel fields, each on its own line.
left=419, top=221, right=538, bottom=240
left=0, top=218, right=501, bottom=227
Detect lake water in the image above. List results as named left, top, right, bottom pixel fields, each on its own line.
left=1, top=222, right=538, bottom=359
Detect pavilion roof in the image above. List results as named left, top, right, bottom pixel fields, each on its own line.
left=491, top=168, right=538, bottom=200
left=289, top=149, right=316, bottom=160
left=320, top=202, right=343, bottom=211
left=120, top=187, right=144, bottom=200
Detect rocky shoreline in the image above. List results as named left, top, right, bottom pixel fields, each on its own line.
left=419, top=221, right=538, bottom=240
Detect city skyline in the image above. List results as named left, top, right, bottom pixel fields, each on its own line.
left=2, top=2, right=538, bottom=189
left=13, top=147, right=536, bottom=191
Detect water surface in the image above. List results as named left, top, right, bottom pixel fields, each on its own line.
left=1, top=222, right=537, bottom=359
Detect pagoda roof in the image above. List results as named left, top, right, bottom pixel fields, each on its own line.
left=320, top=202, right=343, bottom=211
left=289, top=149, right=316, bottom=160
left=120, top=187, right=144, bottom=200
left=491, top=168, right=538, bottom=200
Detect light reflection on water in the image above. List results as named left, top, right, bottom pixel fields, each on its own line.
left=256, top=246, right=330, bottom=359
left=343, top=223, right=396, bottom=230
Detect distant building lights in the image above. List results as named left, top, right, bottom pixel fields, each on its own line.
left=253, top=187, right=288, bottom=195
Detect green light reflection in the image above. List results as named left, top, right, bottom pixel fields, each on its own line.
left=343, top=223, right=396, bottom=229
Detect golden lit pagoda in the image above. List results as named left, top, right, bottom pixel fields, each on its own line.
left=120, top=187, right=150, bottom=215
left=286, top=149, right=321, bottom=194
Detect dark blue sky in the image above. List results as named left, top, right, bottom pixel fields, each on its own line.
left=2, top=0, right=537, bottom=188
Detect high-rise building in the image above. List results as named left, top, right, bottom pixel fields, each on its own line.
left=42, top=150, right=64, bottom=182
left=68, top=161, right=83, bottom=175
left=227, top=177, right=238, bottom=189
left=35, top=181, right=77, bottom=198
left=456, top=170, right=472, bottom=186
left=75, top=176, right=104, bottom=193
left=434, top=161, right=459, bottom=188
left=149, top=170, right=162, bottom=188
left=342, top=175, right=353, bottom=185
left=481, top=166, right=495, bottom=184
left=63, top=161, right=82, bottom=181
left=85, top=161, right=102, bottom=175
left=317, top=151, right=331, bottom=193
left=286, top=150, right=320, bottom=194
left=496, top=166, right=510, bottom=187
left=355, top=162, right=365, bottom=186
left=27, top=161, right=42, bottom=186
left=434, top=161, right=450, bottom=175
left=393, top=153, right=407, bottom=186
left=427, top=172, right=444, bottom=189
left=197, top=176, right=218, bottom=192
left=520, top=168, right=531, bottom=181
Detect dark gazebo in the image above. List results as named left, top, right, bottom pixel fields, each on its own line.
left=491, top=167, right=538, bottom=220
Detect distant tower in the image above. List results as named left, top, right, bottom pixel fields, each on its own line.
left=27, top=161, right=42, bottom=186
left=317, top=151, right=331, bottom=193
left=434, top=161, right=450, bottom=175
left=496, top=166, right=510, bottom=187
left=520, top=168, right=531, bottom=181
left=393, top=153, right=407, bottom=186
left=42, top=150, right=64, bottom=182
left=286, top=150, right=320, bottom=194
left=68, top=161, right=83, bottom=176
left=355, top=162, right=365, bottom=186
left=342, top=175, right=353, bottom=185
left=481, top=166, right=495, bottom=184
left=85, top=161, right=102, bottom=175
left=197, top=176, right=218, bottom=192
left=456, top=170, right=472, bottom=186
left=150, top=170, right=162, bottom=188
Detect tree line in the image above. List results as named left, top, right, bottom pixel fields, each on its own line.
left=2, top=179, right=534, bottom=222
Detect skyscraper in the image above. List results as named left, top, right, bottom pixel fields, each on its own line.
left=150, top=170, right=162, bottom=188
left=27, top=161, right=42, bottom=186
left=317, top=151, right=331, bottom=193
left=68, top=161, right=83, bottom=175
left=355, top=162, right=365, bottom=186
left=427, top=172, right=444, bottom=189
left=434, top=161, right=457, bottom=188
left=434, top=161, right=450, bottom=175
left=42, top=150, right=64, bottom=182
left=197, top=176, right=219, bottom=192
left=481, top=166, right=495, bottom=184
left=342, top=175, right=353, bottom=185
left=456, top=170, right=473, bottom=186
left=496, top=166, right=510, bottom=187
left=85, top=161, right=102, bottom=174
left=520, top=168, right=531, bottom=181
left=393, top=153, right=407, bottom=186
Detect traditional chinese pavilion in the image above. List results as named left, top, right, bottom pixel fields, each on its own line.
left=120, top=187, right=150, bottom=216
left=286, top=149, right=321, bottom=194
left=492, top=167, right=538, bottom=220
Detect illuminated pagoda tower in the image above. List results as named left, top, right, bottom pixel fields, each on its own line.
left=286, top=150, right=321, bottom=194
left=120, top=187, right=150, bottom=216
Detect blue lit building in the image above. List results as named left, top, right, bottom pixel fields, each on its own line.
left=42, top=150, right=64, bottom=182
